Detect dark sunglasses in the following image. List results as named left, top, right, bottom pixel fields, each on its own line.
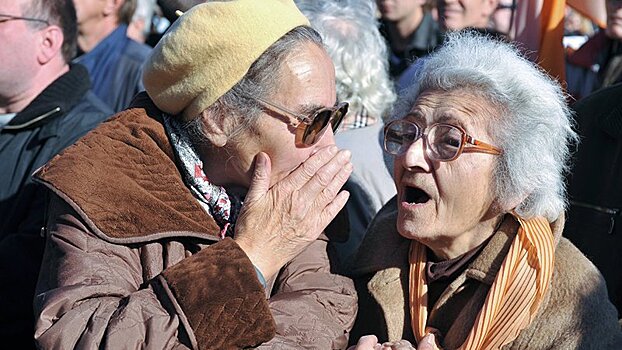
left=254, top=97, right=348, bottom=147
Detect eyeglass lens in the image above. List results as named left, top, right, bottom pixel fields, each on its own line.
left=384, top=121, right=464, bottom=161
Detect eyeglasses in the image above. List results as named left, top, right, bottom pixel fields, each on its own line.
left=254, top=97, right=349, bottom=147
left=383, top=119, right=502, bottom=161
left=0, top=13, right=49, bottom=26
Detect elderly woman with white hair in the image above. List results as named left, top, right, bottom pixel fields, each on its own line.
left=348, top=31, right=622, bottom=350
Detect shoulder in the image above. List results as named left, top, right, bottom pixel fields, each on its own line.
left=517, top=238, right=622, bottom=348
left=57, top=91, right=112, bottom=136
left=573, top=83, right=622, bottom=116
left=549, top=238, right=612, bottom=305
left=121, top=39, right=152, bottom=65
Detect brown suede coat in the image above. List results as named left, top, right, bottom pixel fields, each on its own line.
left=349, top=199, right=622, bottom=349
left=32, top=93, right=357, bottom=350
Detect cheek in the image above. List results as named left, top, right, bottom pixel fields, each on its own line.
left=268, top=148, right=312, bottom=184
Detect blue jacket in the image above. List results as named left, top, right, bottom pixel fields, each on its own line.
left=0, top=64, right=112, bottom=347
left=75, top=25, right=151, bottom=112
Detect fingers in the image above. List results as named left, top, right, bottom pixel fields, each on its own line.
left=418, top=334, right=437, bottom=350
left=353, top=335, right=380, bottom=350
left=319, top=190, right=349, bottom=228
left=280, top=145, right=339, bottom=190
left=244, top=152, right=272, bottom=204
left=299, top=148, right=352, bottom=205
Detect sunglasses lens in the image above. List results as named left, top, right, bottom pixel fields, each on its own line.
left=301, top=103, right=349, bottom=146
left=302, top=110, right=331, bottom=145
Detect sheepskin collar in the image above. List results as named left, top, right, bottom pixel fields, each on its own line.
left=34, top=92, right=220, bottom=244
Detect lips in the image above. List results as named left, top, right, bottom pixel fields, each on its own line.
left=402, top=185, right=431, bottom=205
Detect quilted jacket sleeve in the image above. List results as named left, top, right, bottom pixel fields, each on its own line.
left=34, top=195, right=275, bottom=350
left=257, top=239, right=358, bottom=349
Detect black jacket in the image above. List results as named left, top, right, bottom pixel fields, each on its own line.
left=0, top=64, right=112, bottom=347
left=564, top=83, right=622, bottom=318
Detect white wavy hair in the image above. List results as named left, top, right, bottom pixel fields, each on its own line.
left=395, top=31, right=578, bottom=221
left=297, top=0, right=396, bottom=123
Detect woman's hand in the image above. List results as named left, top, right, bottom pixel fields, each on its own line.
left=234, top=147, right=352, bottom=281
left=347, top=334, right=437, bottom=350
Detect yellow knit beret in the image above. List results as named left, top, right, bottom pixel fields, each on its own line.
left=143, top=0, right=310, bottom=121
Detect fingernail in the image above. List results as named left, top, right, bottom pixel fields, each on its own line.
left=339, top=149, right=351, bottom=161
left=344, top=163, right=353, bottom=172
left=424, top=333, right=435, bottom=345
left=328, top=145, right=338, bottom=155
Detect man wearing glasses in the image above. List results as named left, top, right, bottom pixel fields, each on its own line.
left=0, top=0, right=111, bottom=348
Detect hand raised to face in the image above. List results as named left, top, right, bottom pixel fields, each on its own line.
left=233, top=146, right=352, bottom=281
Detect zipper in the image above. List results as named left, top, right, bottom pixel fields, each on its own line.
left=2, top=106, right=61, bottom=130
left=570, top=200, right=620, bottom=234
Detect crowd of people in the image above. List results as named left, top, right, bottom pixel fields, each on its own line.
left=1, top=0, right=621, bottom=349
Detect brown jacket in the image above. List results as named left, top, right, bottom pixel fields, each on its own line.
left=32, top=94, right=357, bottom=350
left=349, top=199, right=622, bottom=349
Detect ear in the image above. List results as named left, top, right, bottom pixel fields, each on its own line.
left=499, top=192, right=530, bottom=214
left=37, top=26, right=64, bottom=65
left=103, top=0, right=124, bottom=17
left=198, top=109, right=230, bottom=148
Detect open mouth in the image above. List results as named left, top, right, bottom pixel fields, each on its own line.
left=403, top=186, right=431, bottom=205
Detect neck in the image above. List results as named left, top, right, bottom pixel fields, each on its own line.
left=428, top=214, right=504, bottom=260
left=78, top=19, right=119, bottom=53
left=0, top=63, right=69, bottom=114
left=386, top=10, right=424, bottom=51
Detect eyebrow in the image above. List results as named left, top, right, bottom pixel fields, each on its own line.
left=298, top=102, right=339, bottom=117
left=406, top=110, right=467, bottom=129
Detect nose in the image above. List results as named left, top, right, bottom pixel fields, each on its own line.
left=399, top=138, right=430, bottom=172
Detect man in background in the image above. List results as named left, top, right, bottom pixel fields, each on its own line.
left=376, top=0, right=441, bottom=84
left=567, top=0, right=622, bottom=99
left=73, top=0, right=151, bottom=112
left=0, top=0, right=111, bottom=346
left=437, top=0, right=502, bottom=35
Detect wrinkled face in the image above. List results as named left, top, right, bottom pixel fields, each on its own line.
left=0, top=0, right=42, bottom=107
left=607, top=0, right=622, bottom=40
left=438, top=0, right=498, bottom=31
left=218, top=43, right=338, bottom=188
left=393, top=89, right=501, bottom=256
left=376, top=0, right=425, bottom=22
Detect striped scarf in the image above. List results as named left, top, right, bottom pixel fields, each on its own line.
left=409, top=214, right=555, bottom=350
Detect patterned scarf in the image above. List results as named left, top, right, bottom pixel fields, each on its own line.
left=163, top=115, right=243, bottom=238
left=409, top=214, right=555, bottom=350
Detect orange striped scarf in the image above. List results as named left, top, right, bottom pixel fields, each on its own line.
left=409, top=215, right=555, bottom=350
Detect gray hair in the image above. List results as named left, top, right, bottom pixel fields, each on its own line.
left=394, top=31, right=577, bottom=221
left=132, top=0, right=156, bottom=38
left=297, top=0, right=396, bottom=124
left=186, top=25, right=323, bottom=143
